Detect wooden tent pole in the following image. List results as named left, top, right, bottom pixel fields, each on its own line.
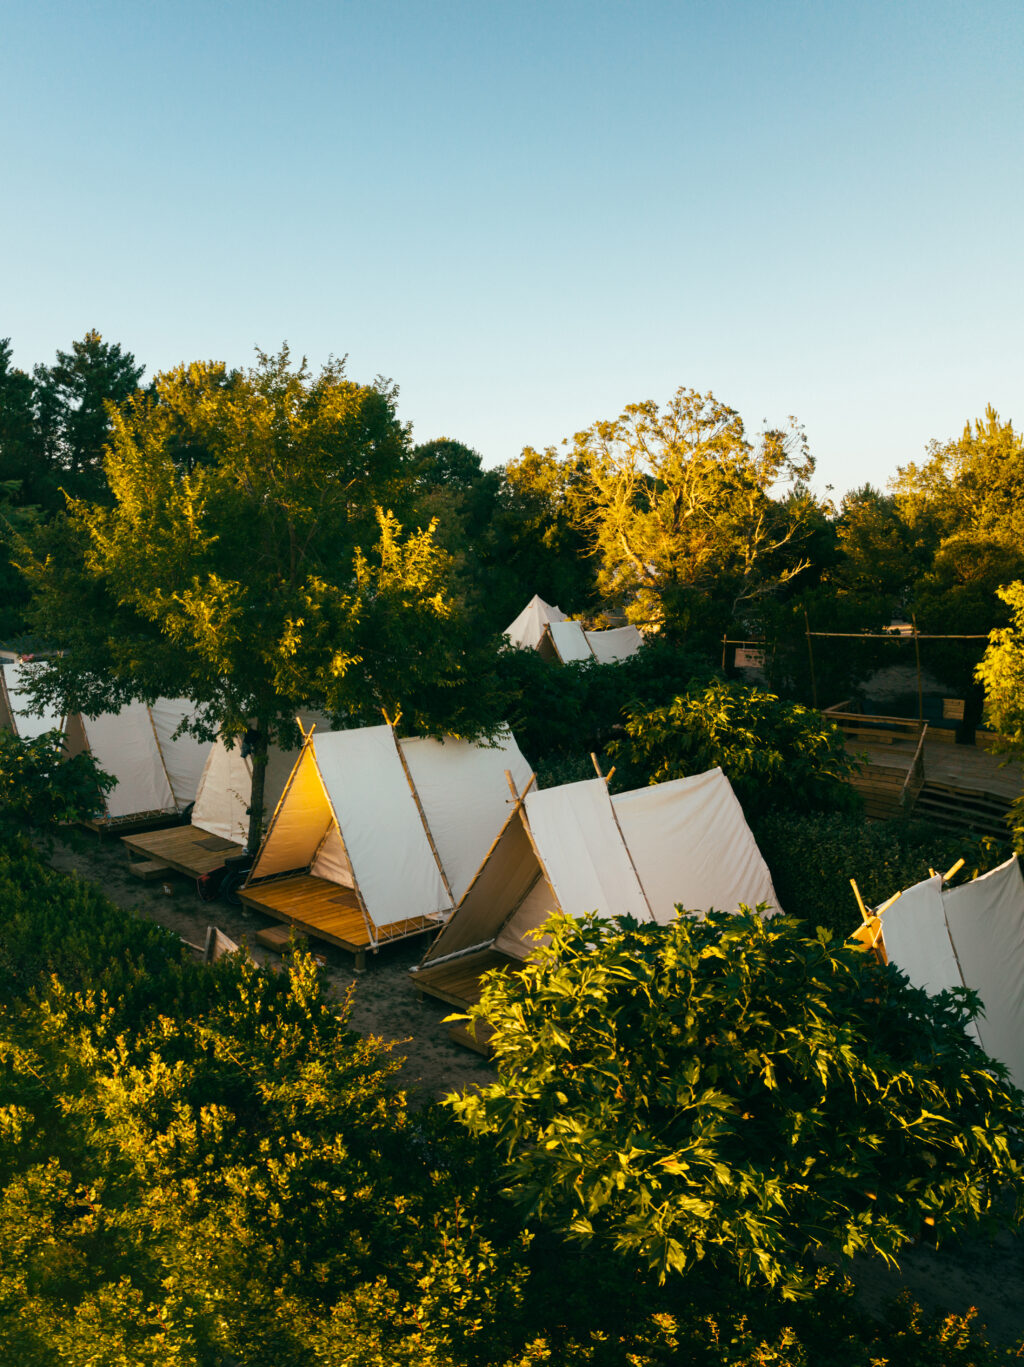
left=942, top=857, right=965, bottom=883
left=390, top=726, right=457, bottom=908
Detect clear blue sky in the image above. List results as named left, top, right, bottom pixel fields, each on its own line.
left=2, top=0, right=1021, bottom=495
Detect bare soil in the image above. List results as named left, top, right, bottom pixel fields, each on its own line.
left=40, top=830, right=1024, bottom=1348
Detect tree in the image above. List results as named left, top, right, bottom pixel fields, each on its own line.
left=450, top=909, right=1024, bottom=1296
left=32, top=328, right=145, bottom=504
left=893, top=406, right=1024, bottom=550
left=18, top=348, right=487, bottom=851
left=976, top=580, right=1024, bottom=850
left=606, top=680, right=858, bottom=816
left=564, top=388, right=818, bottom=639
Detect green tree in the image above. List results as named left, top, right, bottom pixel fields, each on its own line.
left=18, top=348, right=485, bottom=850
left=976, top=580, right=1024, bottom=849
left=450, top=910, right=1024, bottom=1296
left=32, top=328, right=145, bottom=504
left=607, top=679, right=858, bottom=816
left=564, top=388, right=818, bottom=639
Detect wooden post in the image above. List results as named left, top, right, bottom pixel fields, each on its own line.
left=803, top=608, right=817, bottom=708
left=912, top=613, right=923, bottom=722
left=721, top=634, right=728, bottom=671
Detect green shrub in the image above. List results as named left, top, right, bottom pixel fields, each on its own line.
left=754, top=811, right=1009, bottom=939
left=607, top=680, right=859, bottom=815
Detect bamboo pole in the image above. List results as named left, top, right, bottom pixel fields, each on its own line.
left=912, top=613, right=923, bottom=722
left=803, top=607, right=817, bottom=708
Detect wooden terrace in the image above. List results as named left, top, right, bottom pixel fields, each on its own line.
left=411, top=947, right=524, bottom=1055
left=238, top=873, right=440, bottom=970
left=122, top=823, right=242, bottom=881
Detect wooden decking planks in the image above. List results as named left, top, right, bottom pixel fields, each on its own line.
left=238, top=874, right=438, bottom=961
left=849, top=738, right=1023, bottom=804
left=412, top=948, right=522, bottom=1010
left=122, top=823, right=242, bottom=878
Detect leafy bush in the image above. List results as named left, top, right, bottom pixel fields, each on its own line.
left=0, top=727, right=113, bottom=839
left=450, top=910, right=1024, bottom=1297
left=0, top=842, right=1020, bottom=1362
left=607, top=679, right=859, bottom=815
left=754, top=811, right=1010, bottom=939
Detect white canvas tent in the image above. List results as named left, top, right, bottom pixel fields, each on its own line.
left=540, top=619, right=644, bottom=665
left=416, top=767, right=780, bottom=979
left=0, top=659, right=63, bottom=739
left=241, top=724, right=533, bottom=960
left=65, top=702, right=177, bottom=823
left=149, top=698, right=212, bottom=813
left=190, top=732, right=303, bottom=844
left=504, top=595, right=567, bottom=651
left=861, top=855, right=1024, bottom=1089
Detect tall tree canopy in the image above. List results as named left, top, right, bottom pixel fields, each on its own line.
left=20, top=348, right=485, bottom=849
left=564, top=387, right=818, bottom=639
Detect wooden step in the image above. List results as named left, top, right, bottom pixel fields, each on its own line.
left=255, top=923, right=308, bottom=954
left=448, top=1019, right=495, bottom=1057
left=128, top=859, right=169, bottom=881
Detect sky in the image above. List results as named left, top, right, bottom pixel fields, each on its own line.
left=2, top=0, right=1021, bottom=496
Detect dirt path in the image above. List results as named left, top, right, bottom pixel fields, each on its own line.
left=45, top=829, right=495, bottom=1105
left=41, top=830, right=1024, bottom=1347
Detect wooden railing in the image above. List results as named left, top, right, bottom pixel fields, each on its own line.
left=824, top=707, right=928, bottom=819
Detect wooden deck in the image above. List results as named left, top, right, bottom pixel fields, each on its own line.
left=411, top=947, right=522, bottom=1010
left=855, top=737, right=1024, bottom=802
left=238, top=874, right=438, bottom=969
left=122, top=823, right=242, bottom=878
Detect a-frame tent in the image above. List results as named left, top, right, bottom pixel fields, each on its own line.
left=0, top=658, right=64, bottom=739
left=538, top=619, right=644, bottom=665
left=411, top=767, right=780, bottom=1014
left=855, top=855, right=1024, bottom=1090
left=238, top=724, right=533, bottom=967
left=121, top=714, right=324, bottom=879
left=504, top=594, right=567, bottom=651
left=64, top=702, right=179, bottom=828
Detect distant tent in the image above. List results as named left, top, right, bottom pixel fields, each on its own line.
left=64, top=702, right=177, bottom=823
left=241, top=724, right=533, bottom=960
left=504, top=594, right=567, bottom=651
left=415, top=768, right=779, bottom=983
left=0, top=659, right=63, bottom=739
left=539, top=619, right=643, bottom=665
left=857, top=856, right=1024, bottom=1089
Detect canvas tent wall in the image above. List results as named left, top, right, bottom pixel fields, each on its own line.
left=504, top=595, right=567, bottom=651
left=539, top=619, right=643, bottom=665
left=418, top=767, right=780, bottom=973
left=243, top=724, right=533, bottom=952
left=190, top=733, right=302, bottom=845
left=65, top=702, right=177, bottom=823
left=149, top=698, right=212, bottom=813
left=863, top=855, right=1024, bottom=1089
left=0, top=659, right=63, bottom=739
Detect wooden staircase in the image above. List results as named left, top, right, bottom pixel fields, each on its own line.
left=912, top=781, right=1011, bottom=841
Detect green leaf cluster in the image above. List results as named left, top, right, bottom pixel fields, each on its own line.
left=607, top=679, right=859, bottom=814
left=0, top=729, right=115, bottom=840
left=450, top=910, right=1024, bottom=1298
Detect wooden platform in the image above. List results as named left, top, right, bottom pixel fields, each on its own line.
left=122, top=823, right=243, bottom=879
left=87, top=808, right=180, bottom=836
left=238, top=874, right=438, bottom=969
left=411, top=947, right=522, bottom=1010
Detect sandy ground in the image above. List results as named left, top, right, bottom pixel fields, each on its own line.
left=45, top=828, right=495, bottom=1105
left=40, top=829, right=1024, bottom=1347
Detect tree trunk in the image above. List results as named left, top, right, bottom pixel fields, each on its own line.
left=246, top=722, right=270, bottom=853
